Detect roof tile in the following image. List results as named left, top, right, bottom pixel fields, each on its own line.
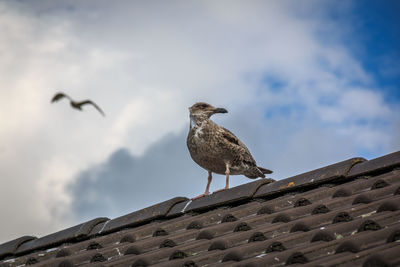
left=97, top=197, right=188, bottom=234
left=348, top=150, right=400, bottom=177
left=0, top=236, right=36, bottom=260
left=254, top=157, right=365, bottom=198
left=166, top=199, right=192, bottom=217
left=15, top=217, right=108, bottom=255
left=184, top=179, right=274, bottom=213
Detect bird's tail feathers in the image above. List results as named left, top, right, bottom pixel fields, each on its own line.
left=258, top=166, right=273, bottom=174
left=245, top=166, right=269, bottom=179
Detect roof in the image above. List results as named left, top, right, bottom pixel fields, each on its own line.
left=1, top=151, right=399, bottom=267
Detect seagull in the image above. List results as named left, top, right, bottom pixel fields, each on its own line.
left=187, top=102, right=273, bottom=199
left=51, top=92, right=105, bottom=116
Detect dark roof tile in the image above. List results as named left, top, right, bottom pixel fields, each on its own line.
left=90, top=252, right=106, bottom=262
left=335, top=240, right=360, bottom=254
left=221, top=249, right=243, bottom=262
left=290, top=222, right=310, bottom=232
left=119, top=234, right=136, bottom=243
left=15, top=217, right=108, bottom=255
left=169, top=249, right=188, bottom=260
left=166, top=199, right=192, bottom=218
left=353, top=194, right=373, bottom=205
left=266, top=241, right=286, bottom=252
left=25, top=256, right=38, bottom=265
left=221, top=213, right=238, bottom=223
left=386, top=229, right=400, bottom=243
left=184, top=179, right=274, bottom=213
left=208, top=239, right=229, bottom=251
left=333, top=212, right=353, bottom=223
left=124, top=245, right=142, bottom=255
left=55, top=248, right=71, bottom=258
left=271, top=213, right=291, bottom=223
left=254, top=157, right=365, bottom=198
left=395, top=186, right=400, bottom=195
left=233, top=222, right=252, bottom=232
left=153, top=228, right=169, bottom=237
left=371, top=179, right=390, bottom=190
left=362, top=254, right=391, bottom=267
left=97, top=197, right=188, bottom=234
left=286, top=251, right=309, bottom=264
left=131, top=257, right=151, bottom=266
left=248, top=232, right=267, bottom=243
left=348, top=150, right=400, bottom=177
left=0, top=236, right=36, bottom=260
left=256, top=205, right=275, bottom=215
left=186, top=220, right=203, bottom=230
left=196, top=229, right=215, bottom=240
left=159, top=239, right=177, bottom=248
left=183, top=260, right=198, bottom=267
left=294, top=197, right=312, bottom=207
left=377, top=200, right=399, bottom=213
left=86, top=241, right=102, bottom=250
left=311, top=204, right=330, bottom=214
left=358, top=220, right=382, bottom=232
left=57, top=259, right=73, bottom=267
left=332, top=188, right=352, bottom=198
left=310, top=230, right=335, bottom=242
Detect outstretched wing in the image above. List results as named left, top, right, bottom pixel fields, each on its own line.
left=78, top=100, right=105, bottom=116
left=51, top=92, right=71, bottom=103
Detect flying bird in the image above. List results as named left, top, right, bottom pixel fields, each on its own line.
left=51, top=92, right=105, bottom=116
left=187, top=102, right=273, bottom=199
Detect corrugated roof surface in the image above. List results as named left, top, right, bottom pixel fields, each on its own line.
left=1, top=151, right=399, bottom=267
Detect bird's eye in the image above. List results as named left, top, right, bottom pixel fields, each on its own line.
left=200, top=104, right=208, bottom=108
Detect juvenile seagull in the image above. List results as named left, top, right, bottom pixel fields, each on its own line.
left=51, top=92, right=105, bottom=116
left=187, top=102, right=273, bottom=199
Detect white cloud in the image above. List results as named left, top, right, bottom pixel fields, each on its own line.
left=0, top=0, right=398, bottom=242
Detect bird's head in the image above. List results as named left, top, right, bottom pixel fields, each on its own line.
left=189, top=102, right=228, bottom=121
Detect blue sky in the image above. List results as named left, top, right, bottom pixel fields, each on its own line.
left=347, top=1, right=400, bottom=101
left=0, top=1, right=399, bottom=242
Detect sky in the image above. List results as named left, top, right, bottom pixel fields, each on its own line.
left=0, top=0, right=399, bottom=243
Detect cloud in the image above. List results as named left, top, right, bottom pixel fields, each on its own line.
left=0, top=0, right=399, bottom=242
left=68, top=132, right=201, bottom=221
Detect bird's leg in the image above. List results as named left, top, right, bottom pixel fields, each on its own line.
left=205, top=171, right=212, bottom=195
left=192, top=171, right=212, bottom=200
left=225, top=164, right=230, bottom=189
left=214, top=163, right=230, bottom=193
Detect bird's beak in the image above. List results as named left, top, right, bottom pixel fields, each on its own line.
left=213, top=107, right=228, bottom=114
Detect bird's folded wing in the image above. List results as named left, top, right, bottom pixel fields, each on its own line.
left=220, top=127, right=257, bottom=165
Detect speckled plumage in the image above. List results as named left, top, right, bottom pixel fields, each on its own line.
left=187, top=102, right=272, bottom=198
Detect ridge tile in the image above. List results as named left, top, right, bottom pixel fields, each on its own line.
left=254, top=157, right=365, bottom=198
left=0, top=236, right=36, bottom=260
left=97, top=197, right=188, bottom=234
left=184, top=179, right=274, bottom=213
left=15, top=217, right=108, bottom=255
left=348, top=150, right=400, bottom=178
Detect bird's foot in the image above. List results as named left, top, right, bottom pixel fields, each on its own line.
left=192, top=192, right=209, bottom=200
